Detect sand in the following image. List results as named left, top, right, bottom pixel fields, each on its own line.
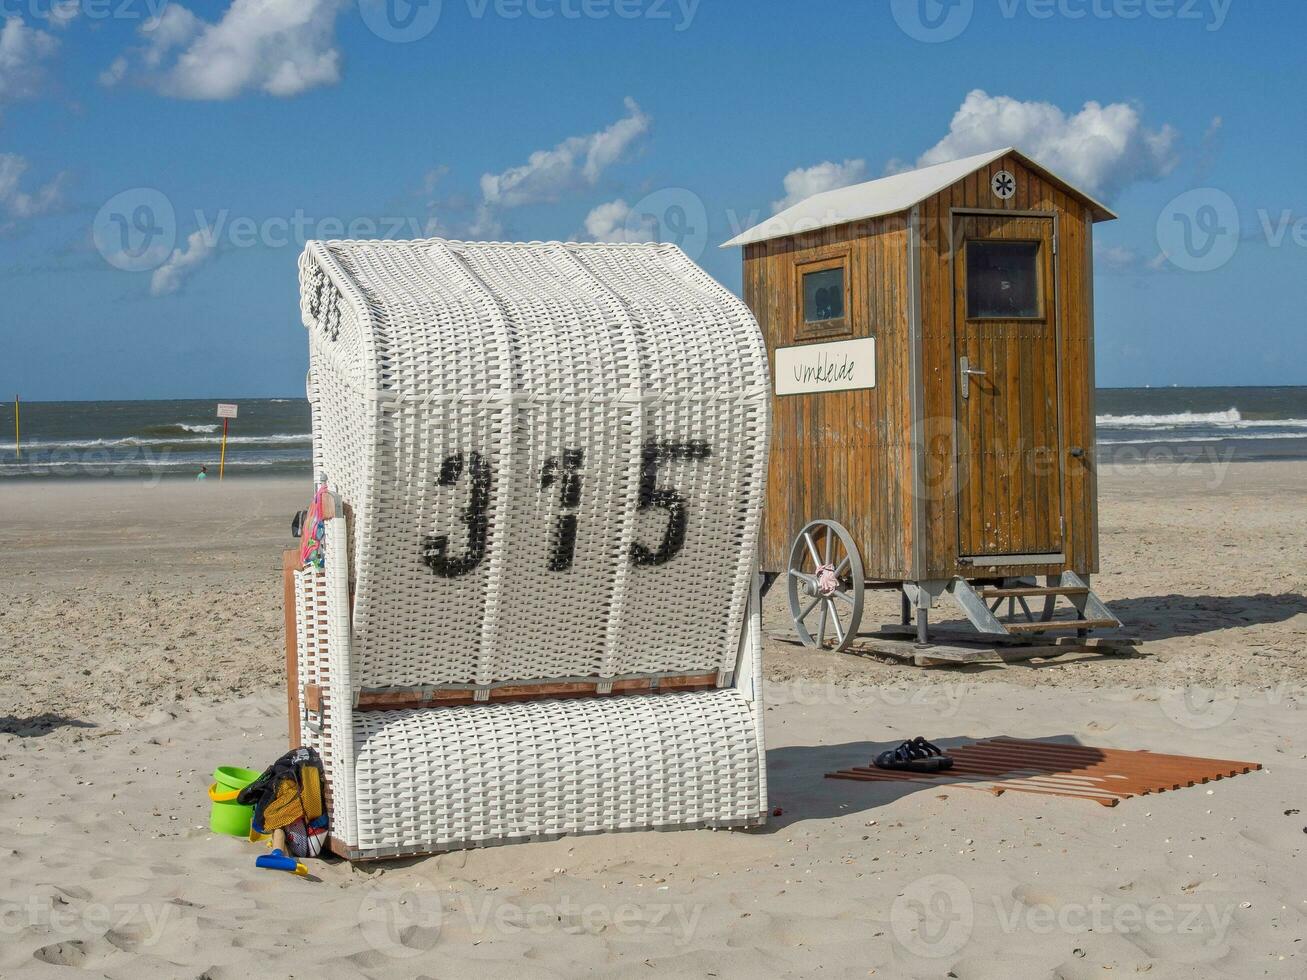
left=1, top=465, right=1305, bottom=977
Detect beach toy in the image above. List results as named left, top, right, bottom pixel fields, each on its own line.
left=207, top=783, right=255, bottom=836
left=207, top=765, right=261, bottom=836
left=213, top=765, right=261, bottom=792
left=255, top=849, right=309, bottom=876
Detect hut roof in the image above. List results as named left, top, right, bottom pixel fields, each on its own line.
left=720, top=147, right=1117, bottom=249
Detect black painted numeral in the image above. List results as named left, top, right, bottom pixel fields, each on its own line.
left=421, top=451, right=491, bottom=577
left=541, top=449, right=584, bottom=571
left=630, top=440, right=711, bottom=567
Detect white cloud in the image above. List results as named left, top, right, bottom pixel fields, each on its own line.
left=421, top=165, right=449, bottom=198
left=582, top=198, right=657, bottom=243
left=0, top=154, right=26, bottom=197
left=1094, top=241, right=1140, bottom=273
left=101, top=6, right=204, bottom=88
left=140, top=5, right=203, bottom=69
left=1195, top=114, right=1223, bottom=179
left=0, top=16, right=60, bottom=103
left=579, top=100, right=650, bottom=184
left=0, top=153, right=67, bottom=218
left=771, top=158, right=867, bottom=213
left=473, top=98, right=651, bottom=236
left=107, top=0, right=346, bottom=99
left=914, top=89, right=1179, bottom=199
left=47, top=1, right=81, bottom=29
left=99, top=55, right=128, bottom=87
left=150, top=229, right=216, bottom=295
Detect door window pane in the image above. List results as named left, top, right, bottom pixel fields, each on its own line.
left=802, top=267, right=845, bottom=323
left=967, top=241, right=1040, bottom=318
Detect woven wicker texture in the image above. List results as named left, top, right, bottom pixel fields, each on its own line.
left=352, top=690, right=762, bottom=852
left=298, top=239, right=769, bottom=690
left=296, top=239, right=770, bottom=856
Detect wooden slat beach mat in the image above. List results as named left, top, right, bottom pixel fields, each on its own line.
left=826, top=738, right=1261, bottom=807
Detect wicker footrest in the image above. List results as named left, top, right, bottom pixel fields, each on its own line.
left=340, top=689, right=764, bottom=859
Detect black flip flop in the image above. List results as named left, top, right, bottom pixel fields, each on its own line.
left=874, top=737, right=954, bottom=772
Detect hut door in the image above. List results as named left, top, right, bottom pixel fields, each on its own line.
left=952, top=214, right=1063, bottom=558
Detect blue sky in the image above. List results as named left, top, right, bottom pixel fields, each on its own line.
left=1, top=0, right=1303, bottom=400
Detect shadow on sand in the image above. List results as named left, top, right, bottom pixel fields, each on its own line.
left=761, top=734, right=1101, bottom=831
left=1105, top=592, right=1307, bottom=640
left=0, top=714, right=97, bottom=738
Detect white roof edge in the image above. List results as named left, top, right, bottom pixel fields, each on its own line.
left=310, top=237, right=679, bottom=250
left=720, top=147, right=1116, bottom=249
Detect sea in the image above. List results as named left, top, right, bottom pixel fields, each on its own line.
left=1, top=387, right=1305, bottom=480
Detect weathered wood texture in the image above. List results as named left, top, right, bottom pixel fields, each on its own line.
left=331, top=673, right=721, bottom=711
left=952, top=214, right=1061, bottom=557
left=745, top=152, right=1100, bottom=581
left=920, top=152, right=1098, bottom=578
left=744, top=215, right=913, bottom=578
left=284, top=548, right=302, bottom=749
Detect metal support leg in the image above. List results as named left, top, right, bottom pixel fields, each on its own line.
left=905, top=580, right=946, bottom=646
left=900, top=590, right=912, bottom=626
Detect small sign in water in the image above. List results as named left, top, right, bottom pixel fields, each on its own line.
left=774, top=337, right=876, bottom=396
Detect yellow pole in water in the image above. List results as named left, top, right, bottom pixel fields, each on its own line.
left=219, top=417, right=228, bottom=481
left=13, top=394, right=18, bottom=461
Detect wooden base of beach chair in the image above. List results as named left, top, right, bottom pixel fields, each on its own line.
left=284, top=548, right=302, bottom=748
left=297, top=673, right=719, bottom=713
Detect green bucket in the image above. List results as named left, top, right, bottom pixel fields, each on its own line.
left=208, top=765, right=260, bottom=836
left=214, top=765, right=261, bottom=792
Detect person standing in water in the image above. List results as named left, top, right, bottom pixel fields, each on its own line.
left=197, top=465, right=208, bottom=481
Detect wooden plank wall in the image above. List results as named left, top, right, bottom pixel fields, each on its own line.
left=743, top=216, right=913, bottom=578
left=918, top=152, right=1099, bottom=579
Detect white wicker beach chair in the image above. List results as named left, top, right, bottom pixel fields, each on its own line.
left=288, top=239, right=770, bottom=859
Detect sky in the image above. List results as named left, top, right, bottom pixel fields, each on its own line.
left=0, top=0, right=1303, bottom=400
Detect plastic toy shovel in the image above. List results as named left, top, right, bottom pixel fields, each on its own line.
left=256, top=848, right=308, bottom=876
left=255, top=829, right=307, bottom=875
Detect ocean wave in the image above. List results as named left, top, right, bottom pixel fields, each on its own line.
left=1097, top=408, right=1307, bottom=430
left=1099, top=432, right=1307, bottom=445
left=140, top=422, right=221, bottom=436
left=0, top=433, right=312, bottom=451
left=0, top=456, right=311, bottom=476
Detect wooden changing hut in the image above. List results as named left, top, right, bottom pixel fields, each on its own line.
left=723, top=147, right=1122, bottom=648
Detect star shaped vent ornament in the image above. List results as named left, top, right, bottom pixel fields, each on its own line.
left=992, top=170, right=1017, bottom=201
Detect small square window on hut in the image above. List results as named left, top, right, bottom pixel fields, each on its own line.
left=803, top=267, right=845, bottom=323
left=966, top=241, right=1041, bottom=319
left=795, top=256, right=850, bottom=337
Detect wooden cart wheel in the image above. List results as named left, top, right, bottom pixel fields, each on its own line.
left=787, top=520, right=864, bottom=652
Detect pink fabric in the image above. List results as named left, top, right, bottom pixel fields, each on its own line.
left=300, top=484, right=328, bottom=568
left=815, top=563, right=840, bottom=596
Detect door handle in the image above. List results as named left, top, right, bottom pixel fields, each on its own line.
left=960, top=356, right=986, bottom=398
